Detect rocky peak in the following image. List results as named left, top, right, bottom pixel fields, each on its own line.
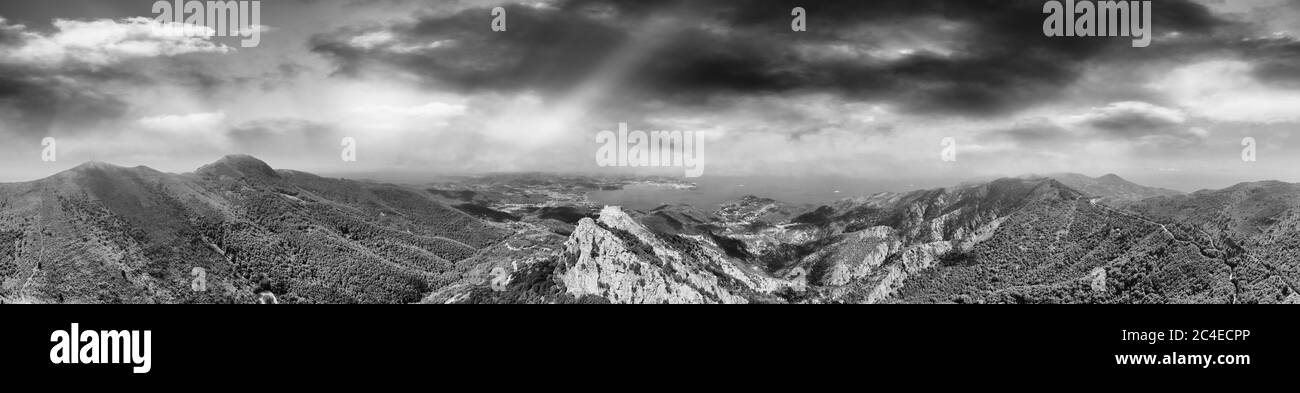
left=597, top=205, right=641, bottom=233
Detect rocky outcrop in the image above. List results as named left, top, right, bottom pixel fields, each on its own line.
left=557, top=206, right=775, bottom=304
left=806, top=226, right=900, bottom=286
left=1088, top=267, right=1107, bottom=293
left=559, top=216, right=710, bottom=303
left=865, top=241, right=953, bottom=303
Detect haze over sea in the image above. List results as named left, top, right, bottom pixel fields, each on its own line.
left=586, top=175, right=967, bottom=212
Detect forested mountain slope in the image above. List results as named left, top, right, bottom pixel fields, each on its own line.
left=0, top=156, right=507, bottom=304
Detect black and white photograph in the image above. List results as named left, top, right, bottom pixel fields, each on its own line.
left=0, top=0, right=1296, bottom=379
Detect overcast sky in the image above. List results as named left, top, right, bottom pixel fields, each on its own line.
left=1, top=0, right=1298, bottom=191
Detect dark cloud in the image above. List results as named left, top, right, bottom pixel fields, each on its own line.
left=312, top=3, right=627, bottom=92
left=1070, top=101, right=1205, bottom=145
left=0, top=59, right=229, bottom=139
left=0, top=14, right=316, bottom=143
left=311, top=0, right=1225, bottom=117
left=0, top=18, right=22, bottom=46
left=0, top=14, right=248, bottom=138
left=0, top=66, right=130, bottom=138
left=1246, top=37, right=1300, bottom=87
left=986, top=100, right=1206, bottom=151
left=986, top=119, right=1073, bottom=148
left=1076, top=101, right=1186, bottom=134
left=1148, top=0, right=1225, bottom=34
left=160, top=57, right=309, bottom=95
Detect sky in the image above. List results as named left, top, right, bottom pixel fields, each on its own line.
left=0, top=0, right=1298, bottom=191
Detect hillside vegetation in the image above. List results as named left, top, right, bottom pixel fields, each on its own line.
left=0, top=156, right=507, bottom=304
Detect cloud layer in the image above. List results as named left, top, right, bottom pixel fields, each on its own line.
left=309, top=0, right=1225, bottom=117
left=0, top=0, right=1298, bottom=190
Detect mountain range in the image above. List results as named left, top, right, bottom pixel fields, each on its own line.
left=1, top=156, right=1295, bottom=304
